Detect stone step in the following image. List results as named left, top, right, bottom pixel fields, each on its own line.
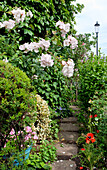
left=55, top=143, right=78, bottom=160
left=59, top=123, right=79, bottom=132
left=51, top=160, right=76, bottom=170
left=60, top=117, right=78, bottom=123
left=58, top=131, right=79, bottom=144
left=69, top=105, right=80, bottom=111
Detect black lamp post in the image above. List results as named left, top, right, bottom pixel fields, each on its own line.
left=94, top=21, right=100, bottom=56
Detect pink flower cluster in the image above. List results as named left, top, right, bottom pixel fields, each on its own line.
left=4, top=126, right=38, bottom=148
left=19, top=39, right=50, bottom=53
left=63, top=35, right=78, bottom=49
left=56, top=20, right=70, bottom=37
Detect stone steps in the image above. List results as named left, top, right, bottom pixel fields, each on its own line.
left=60, top=117, right=78, bottom=123
left=58, top=131, right=79, bottom=144
left=51, top=106, right=80, bottom=170
left=51, top=160, right=76, bottom=170
left=60, top=123, right=79, bottom=132
left=55, top=143, right=78, bottom=160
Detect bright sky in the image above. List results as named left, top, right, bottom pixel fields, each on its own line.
left=74, top=0, right=107, bottom=56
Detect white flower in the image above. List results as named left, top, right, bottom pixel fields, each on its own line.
left=61, top=30, right=67, bottom=38
left=68, top=35, right=78, bottom=49
left=26, top=10, right=33, bottom=18
left=64, top=23, right=70, bottom=33
left=62, top=60, right=67, bottom=66
left=56, top=20, right=70, bottom=35
left=3, top=19, right=15, bottom=30
left=63, top=39, right=70, bottom=46
left=32, top=42, right=39, bottom=53
left=31, top=75, right=38, bottom=79
left=67, top=59, right=75, bottom=68
left=62, top=59, right=75, bottom=78
left=41, top=39, right=50, bottom=51
left=56, top=20, right=64, bottom=27
left=0, top=22, right=4, bottom=28
left=11, top=8, right=25, bottom=23
left=3, top=58, right=8, bottom=63
left=29, top=42, right=35, bottom=51
left=59, top=22, right=65, bottom=30
left=19, top=43, right=30, bottom=53
left=40, top=53, right=54, bottom=67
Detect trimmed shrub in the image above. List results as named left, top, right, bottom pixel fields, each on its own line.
left=0, top=60, right=37, bottom=150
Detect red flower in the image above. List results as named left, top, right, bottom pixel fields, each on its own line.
left=86, top=133, right=95, bottom=144
left=96, top=130, right=99, bottom=133
left=81, top=148, right=85, bottom=151
left=94, top=114, right=97, bottom=117
left=80, top=167, right=83, bottom=169
left=89, top=115, right=93, bottom=118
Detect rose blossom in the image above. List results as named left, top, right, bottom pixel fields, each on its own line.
left=56, top=20, right=70, bottom=36
left=11, top=8, right=25, bottom=23
left=40, top=53, right=54, bottom=67
left=64, top=23, right=70, bottom=33
left=63, top=39, right=70, bottom=46
left=19, top=43, right=30, bottom=53
left=0, top=22, right=4, bottom=28
left=62, top=59, right=75, bottom=77
left=26, top=10, right=33, bottom=18
left=3, top=19, right=15, bottom=30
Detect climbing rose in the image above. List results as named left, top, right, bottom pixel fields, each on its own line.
left=94, top=114, right=97, bottom=117
left=56, top=20, right=70, bottom=37
left=2, top=19, right=15, bottom=30
left=0, top=22, right=4, bottom=28
left=68, top=35, right=78, bottom=49
left=40, top=53, right=54, bottom=67
left=62, top=60, right=67, bottom=66
left=63, top=39, right=70, bottom=46
left=26, top=10, right=33, bottom=18
left=89, top=115, right=93, bottom=118
left=62, top=59, right=74, bottom=78
left=80, top=167, right=83, bottom=169
left=11, top=8, right=26, bottom=23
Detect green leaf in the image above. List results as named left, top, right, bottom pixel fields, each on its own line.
left=24, top=29, right=34, bottom=36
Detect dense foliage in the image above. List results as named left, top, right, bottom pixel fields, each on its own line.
left=0, top=0, right=84, bottom=39
left=78, top=53, right=107, bottom=111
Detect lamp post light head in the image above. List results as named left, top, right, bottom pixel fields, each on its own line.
left=94, top=21, right=100, bottom=56
left=94, top=21, right=100, bottom=33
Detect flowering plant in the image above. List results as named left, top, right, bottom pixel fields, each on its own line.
left=75, top=132, right=103, bottom=170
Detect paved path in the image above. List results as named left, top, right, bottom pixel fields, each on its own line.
left=51, top=106, right=80, bottom=170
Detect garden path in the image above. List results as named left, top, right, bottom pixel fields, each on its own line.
left=51, top=106, right=80, bottom=170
